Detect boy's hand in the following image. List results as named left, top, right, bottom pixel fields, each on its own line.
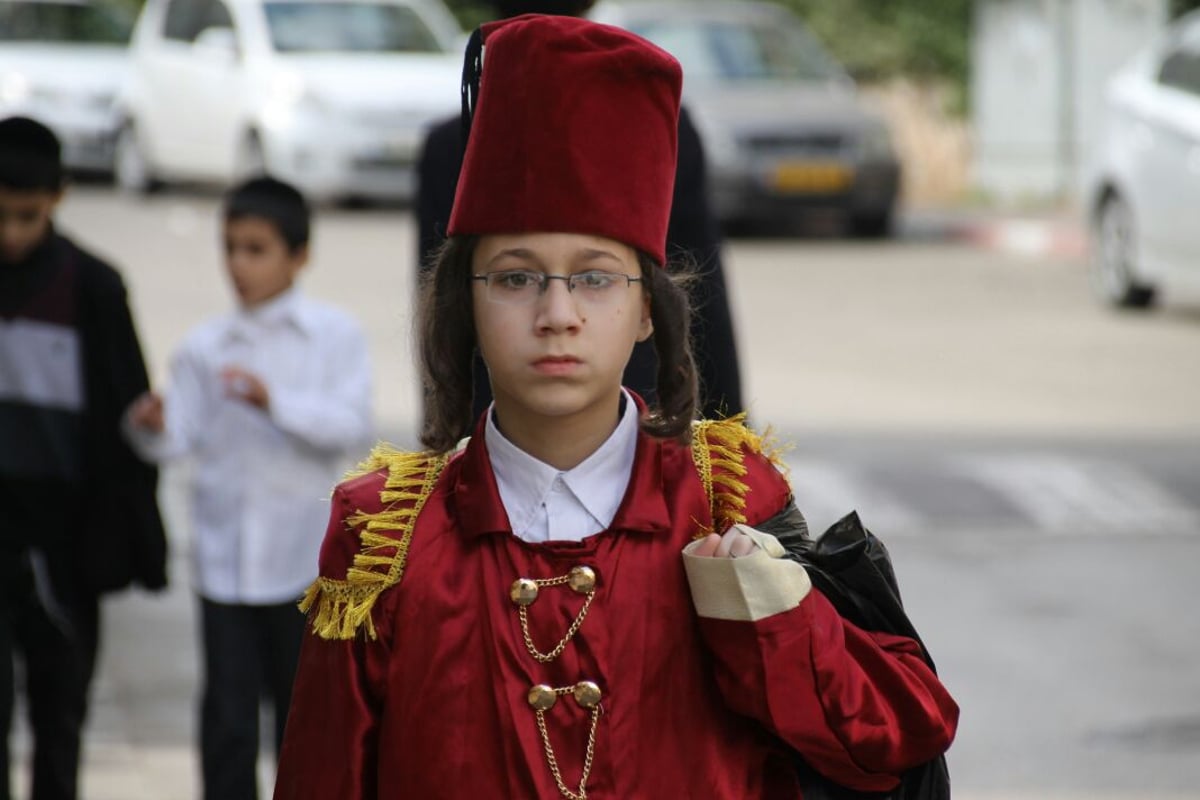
left=690, top=527, right=760, bottom=558
left=221, top=366, right=270, bottom=410
left=128, top=391, right=165, bottom=433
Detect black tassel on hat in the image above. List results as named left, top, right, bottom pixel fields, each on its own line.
left=459, top=26, right=484, bottom=158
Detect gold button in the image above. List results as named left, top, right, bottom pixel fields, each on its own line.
left=568, top=565, right=596, bottom=594
left=528, top=684, right=558, bottom=711
left=510, top=578, right=539, bottom=606
left=572, top=681, right=602, bottom=709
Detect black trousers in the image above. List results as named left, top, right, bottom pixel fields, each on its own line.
left=199, top=596, right=306, bottom=800
left=0, top=552, right=99, bottom=800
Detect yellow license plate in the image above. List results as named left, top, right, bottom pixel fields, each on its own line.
left=771, top=162, right=853, bottom=193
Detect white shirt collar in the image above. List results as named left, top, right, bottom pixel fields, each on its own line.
left=228, top=286, right=310, bottom=340
left=486, top=389, right=639, bottom=541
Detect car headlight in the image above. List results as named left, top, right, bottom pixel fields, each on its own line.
left=1, top=72, right=31, bottom=107
left=859, top=123, right=895, bottom=161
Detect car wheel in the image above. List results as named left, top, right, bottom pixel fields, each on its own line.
left=235, top=132, right=267, bottom=180
left=113, top=124, right=159, bottom=195
left=849, top=207, right=894, bottom=239
left=1092, top=193, right=1155, bottom=309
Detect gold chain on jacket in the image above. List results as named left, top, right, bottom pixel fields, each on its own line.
left=510, top=565, right=597, bottom=662
left=527, top=682, right=603, bottom=800
left=510, top=565, right=600, bottom=798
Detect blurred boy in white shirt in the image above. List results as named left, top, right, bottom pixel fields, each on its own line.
left=124, top=176, right=373, bottom=800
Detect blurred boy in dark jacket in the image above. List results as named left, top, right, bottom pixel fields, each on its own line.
left=0, top=115, right=167, bottom=800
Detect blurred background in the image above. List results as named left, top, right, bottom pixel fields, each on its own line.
left=4, top=0, right=1200, bottom=798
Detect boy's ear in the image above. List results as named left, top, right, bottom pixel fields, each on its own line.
left=636, top=291, right=653, bottom=342
left=291, top=243, right=311, bottom=271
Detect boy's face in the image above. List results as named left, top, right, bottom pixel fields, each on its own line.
left=223, top=215, right=307, bottom=308
left=472, top=231, right=653, bottom=427
left=0, top=186, right=61, bottom=264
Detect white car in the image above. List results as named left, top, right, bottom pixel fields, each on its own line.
left=114, top=0, right=464, bottom=201
left=1088, top=10, right=1200, bottom=308
left=0, top=0, right=133, bottom=172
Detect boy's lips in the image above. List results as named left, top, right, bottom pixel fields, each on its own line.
left=532, top=355, right=582, bottom=374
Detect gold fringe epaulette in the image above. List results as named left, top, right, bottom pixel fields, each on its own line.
left=299, top=445, right=450, bottom=641
left=691, top=415, right=785, bottom=534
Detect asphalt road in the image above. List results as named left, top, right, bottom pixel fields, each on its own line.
left=8, top=187, right=1199, bottom=799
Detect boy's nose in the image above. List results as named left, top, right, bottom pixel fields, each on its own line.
left=535, top=278, right=583, bottom=330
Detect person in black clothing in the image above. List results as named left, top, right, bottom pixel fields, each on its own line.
left=416, top=0, right=743, bottom=421
left=0, top=116, right=168, bottom=800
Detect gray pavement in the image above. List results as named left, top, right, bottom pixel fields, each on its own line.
left=8, top=189, right=1200, bottom=799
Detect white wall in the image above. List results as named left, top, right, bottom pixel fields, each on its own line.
left=971, top=0, right=1166, bottom=204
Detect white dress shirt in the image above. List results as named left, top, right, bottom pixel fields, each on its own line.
left=124, top=287, right=373, bottom=604
left=486, top=390, right=638, bottom=543
left=484, top=391, right=811, bottom=622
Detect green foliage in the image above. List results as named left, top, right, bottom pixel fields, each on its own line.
left=777, top=0, right=970, bottom=83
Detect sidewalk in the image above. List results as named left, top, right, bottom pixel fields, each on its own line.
left=10, top=559, right=201, bottom=800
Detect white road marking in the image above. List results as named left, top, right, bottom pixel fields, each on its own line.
left=955, top=454, right=1200, bottom=534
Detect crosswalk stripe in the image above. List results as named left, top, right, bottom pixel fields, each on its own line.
left=954, top=454, right=1200, bottom=533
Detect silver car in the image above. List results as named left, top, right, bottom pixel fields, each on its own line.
left=591, top=0, right=901, bottom=236
left=0, top=0, right=133, bottom=172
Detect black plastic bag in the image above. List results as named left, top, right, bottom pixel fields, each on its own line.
left=756, top=505, right=951, bottom=800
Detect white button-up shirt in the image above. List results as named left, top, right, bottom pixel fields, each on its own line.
left=486, top=391, right=638, bottom=543
left=124, top=288, right=373, bottom=604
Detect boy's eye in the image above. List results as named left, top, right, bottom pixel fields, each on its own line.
left=494, top=271, right=541, bottom=291
left=573, top=271, right=618, bottom=290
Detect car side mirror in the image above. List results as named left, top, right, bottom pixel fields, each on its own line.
left=193, top=26, right=239, bottom=63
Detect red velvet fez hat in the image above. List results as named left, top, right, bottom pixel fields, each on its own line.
left=447, top=15, right=683, bottom=265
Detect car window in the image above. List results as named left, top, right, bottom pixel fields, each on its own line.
left=0, top=0, right=133, bottom=43
left=163, top=0, right=233, bottom=42
left=1157, top=45, right=1200, bottom=96
left=628, top=17, right=840, bottom=82
left=263, top=1, right=442, bottom=53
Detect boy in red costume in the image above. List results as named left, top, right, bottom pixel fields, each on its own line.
left=275, top=15, right=957, bottom=799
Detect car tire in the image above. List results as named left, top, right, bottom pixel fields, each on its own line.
left=1092, top=193, right=1155, bottom=309
left=849, top=207, right=895, bottom=239
left=113, top=123, right=159, bottom=195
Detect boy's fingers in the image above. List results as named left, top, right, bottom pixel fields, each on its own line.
left=221, top=369, right=255, bottom=397
left=131, top=393, right=164, bottom=431
left=715, top=528, right=758, bottom=558
left=728, top=535, right=756, bottom=558
left=691, top=530, right=760, bottom=558
left=133, top=392, right=158, bottom=417
left=691, top=533, right=722, bottom=558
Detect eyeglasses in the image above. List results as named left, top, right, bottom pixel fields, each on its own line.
left=472, top=269, right=645, bottom=306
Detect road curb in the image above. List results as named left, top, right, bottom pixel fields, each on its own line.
left=953, top=216, right=1091, bottom=260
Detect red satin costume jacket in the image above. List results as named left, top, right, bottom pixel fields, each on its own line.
left=274, top=418, right=958, bottom=799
